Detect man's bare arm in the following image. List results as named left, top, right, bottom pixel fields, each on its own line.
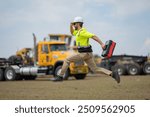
left=92, top=36, right=105, bottom=49
left=70, top=23, right=74, bottom=35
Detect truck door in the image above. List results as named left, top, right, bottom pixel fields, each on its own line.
left=39, top=44, right=51, bottom=66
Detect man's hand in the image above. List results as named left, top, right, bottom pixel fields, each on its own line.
left=101, top=43, right=105, bottom=50
left=70, top=22, right=74, bottom=26
left=70, top=23, right=74, bottom=35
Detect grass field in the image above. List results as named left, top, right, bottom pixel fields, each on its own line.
left=0, top=75, right=150, bottom=100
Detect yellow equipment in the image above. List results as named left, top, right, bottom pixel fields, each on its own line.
left=16, top=48, right=34, bottom=65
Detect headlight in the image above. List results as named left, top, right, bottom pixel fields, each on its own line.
left=53, top=55, right=58, bottom=59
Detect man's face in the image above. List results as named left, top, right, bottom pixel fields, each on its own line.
left=73, top=23, right=79, bottom=30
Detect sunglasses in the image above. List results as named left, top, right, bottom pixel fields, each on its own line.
left=73, top=23, right=76, bottom=25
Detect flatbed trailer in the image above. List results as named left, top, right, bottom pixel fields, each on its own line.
left=99, top=55, right=150, bottom=75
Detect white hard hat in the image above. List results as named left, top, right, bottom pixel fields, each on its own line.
left=73, top=16, right=83, bottom=23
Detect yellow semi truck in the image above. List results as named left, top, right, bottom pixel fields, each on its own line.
left=0, top=34, right=88, bottom=81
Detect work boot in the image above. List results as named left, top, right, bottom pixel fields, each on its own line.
left=112, top=71, right=120, bottom=83
left=53, top=75, right=63, bottom=82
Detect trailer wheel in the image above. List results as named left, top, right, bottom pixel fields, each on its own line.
left=0, top=69, right=5, bottom=81
left=112, top=64, right=126, bottom=75
left=54, top=66, right=69, bottom=80
left=4, top=67, right=17, bottom=81
left=74, top=74, right=86, bottom=80
left=127, top=63, right=141, bottom=75
left=143, top=62, right=150, bottom=74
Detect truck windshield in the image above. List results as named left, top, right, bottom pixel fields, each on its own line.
left=50, top=44, right=67, bottom=51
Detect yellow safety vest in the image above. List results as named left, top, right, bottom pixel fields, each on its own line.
left=73, top=28, right=95, bottom=46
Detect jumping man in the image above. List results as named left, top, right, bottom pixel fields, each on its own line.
left=54, top=16, right=120, bottom=83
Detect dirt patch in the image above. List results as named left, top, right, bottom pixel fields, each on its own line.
left=0, top=75, right=150, bottom=100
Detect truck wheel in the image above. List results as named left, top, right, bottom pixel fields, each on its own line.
left=54, top=66, right=69, bottom=80
left=143, top=62, right=150, bottom=74
left=74, top=74, right=86, bottom=80
left=4, top=67, right=17, bottom=81
left=112, top=64, right=126, bottom=75
left=0, top=69, right=5, bottom=81
left=127, top=63, right=141, bottom=75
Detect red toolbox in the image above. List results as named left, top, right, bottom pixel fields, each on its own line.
left=101, top=40, right=116, bottom=58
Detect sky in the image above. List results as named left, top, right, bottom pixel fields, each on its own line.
left=0, top=0, right=150, bottom=58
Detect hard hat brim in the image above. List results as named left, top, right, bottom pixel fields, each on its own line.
left=72, top=21, right=83, bottom=23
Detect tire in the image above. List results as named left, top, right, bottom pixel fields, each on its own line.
left=54, top=66, right=69, bottom=80
left=143, top=62, right=150, bottom=74
left=74, top=74, right=86, bottom=80
left=8, top=55, right=22, bottom=65
left=4, top=67, right=18, bottom=81
left=112, top=64, right=126, bottom=75
left=0, top=69, right=5, bottom=81
left=127, top=63, right=141, bottom=75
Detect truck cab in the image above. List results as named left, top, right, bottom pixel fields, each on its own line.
left=37, top=41, right=68, bottom=66
left=36, top=38, right=88, bottom=80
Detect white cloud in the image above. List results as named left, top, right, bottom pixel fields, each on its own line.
left=94, top=0, right=150, bottom=18
left=138, top=38, right=150, bottom=56
left=1, top=0, right=150, bottom=27
left=144, top=38, right=150, bottom=46
left=0, top=0, right=150, bottom=57
left=113, top=0, right=150, bottom=18
left=1, top=0, right=150, bottom=23
left=0, top=0, right=92, bottom=28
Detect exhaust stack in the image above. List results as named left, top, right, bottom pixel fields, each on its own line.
left=33, top=33, right=37, bottom=66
